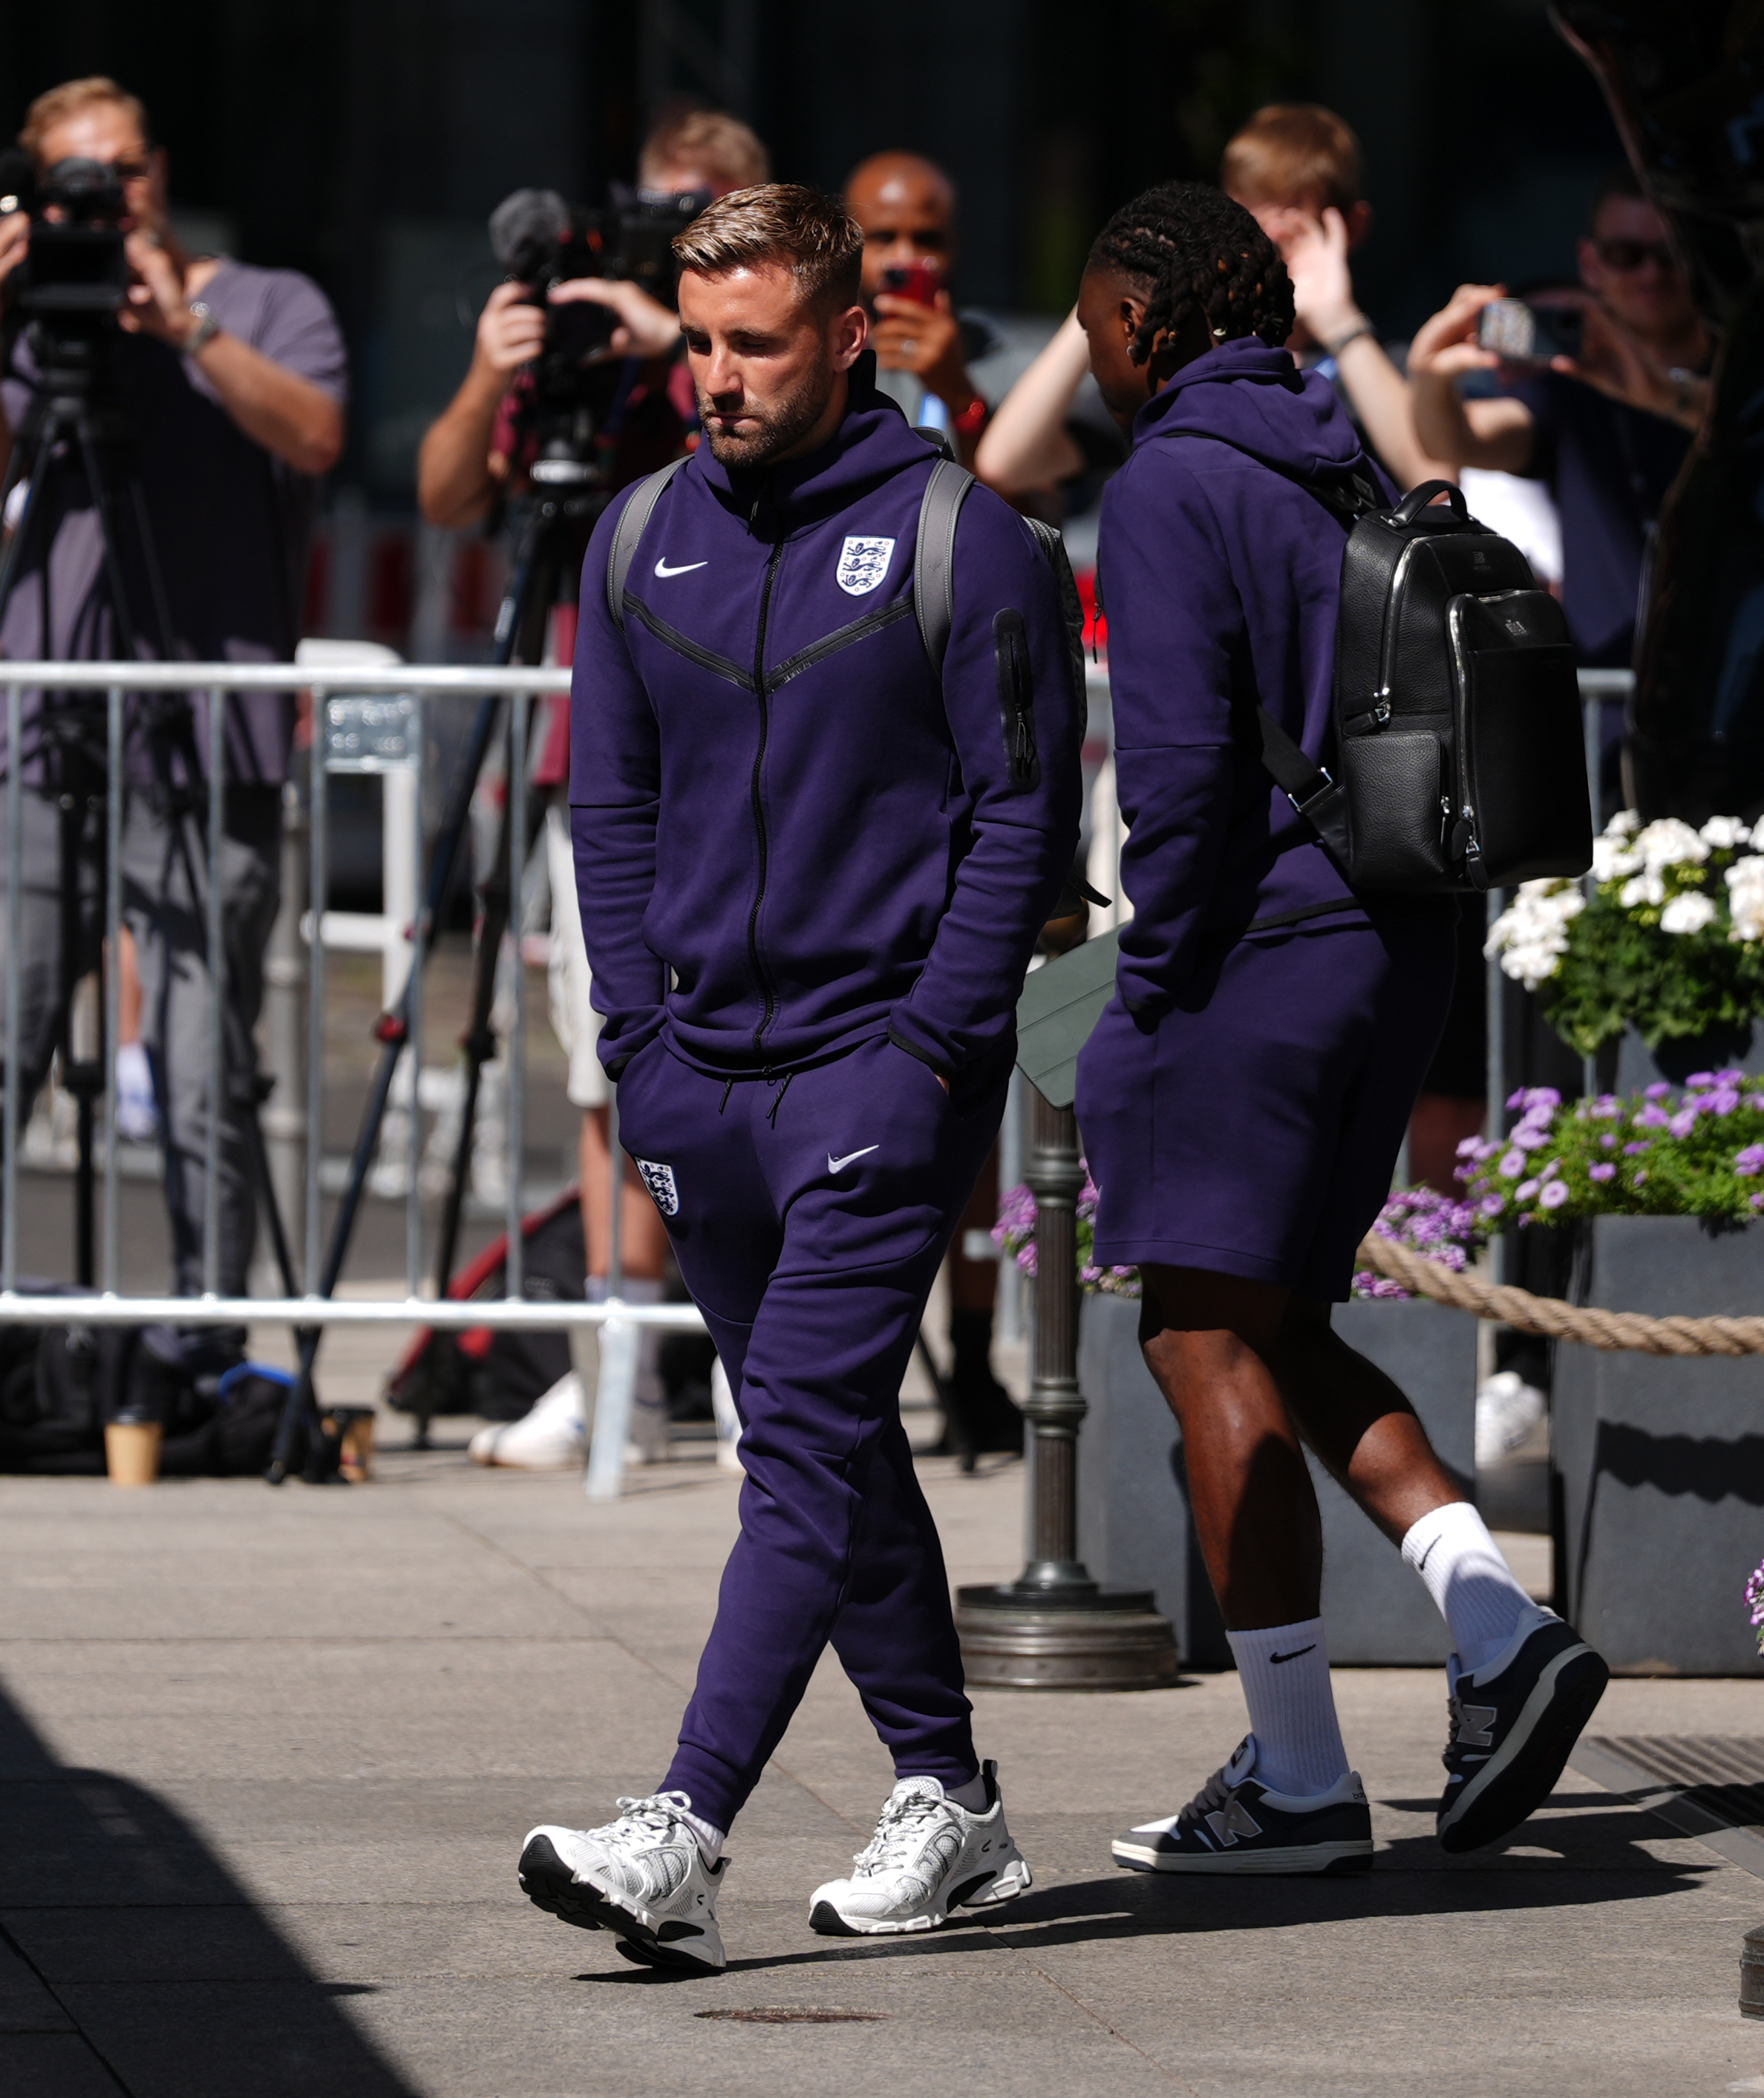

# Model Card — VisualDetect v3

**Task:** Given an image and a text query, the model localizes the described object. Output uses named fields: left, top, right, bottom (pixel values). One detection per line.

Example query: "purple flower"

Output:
left=1589, top=1163, right=1616, bottom=1183
left=1637, top=1104, right=1669, bottom=1128
left=1600, top=1133, right=1616, bottom=1148
left=1506, top=1086, right=1527, bottom=1110
left=1590, top=1096, right=1622, bottom=1120
left=1644, top=1082, right=1672, bottom=1099
left=1712, top=1089, right=1742, bottom=1115
left=1512, top=1126, right=1549, bottom=1151
left=1516, top=1179, right=1541, bottom=1202
left=1635, top=1170, right=1649, bottom=1186
left=1668, top=1109, right=1698, bottom=1138
left=1480, top=1193, right=1506, bottom=1216
left=1623, top=1141, right=1651, bottom=1154
left=1718, top=1069, right=1745, bottom=1083
left=1688, top=1071, right=1715, bottom=1086
left=1753, top=1195, right=1764, bottom=1213
left=1539, top=1180, right=1571, bottom=1209
left=1454, top=1135, right=1483, bottom=1158
left=1499, top=1149, right=1526, bottom=1177
left=1737, top=1146, right=1764, bottom=1177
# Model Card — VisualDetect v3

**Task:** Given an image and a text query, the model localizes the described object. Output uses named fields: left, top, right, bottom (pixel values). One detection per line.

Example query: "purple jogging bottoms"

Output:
left=610, top=1030, right=1005, bottom=1834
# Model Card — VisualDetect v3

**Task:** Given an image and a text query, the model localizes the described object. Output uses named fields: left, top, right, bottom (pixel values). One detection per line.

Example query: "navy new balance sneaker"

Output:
left=1112, top=1736, right=1373, bottom=1875
left=1437, top=1613, right=1609, bottom=1854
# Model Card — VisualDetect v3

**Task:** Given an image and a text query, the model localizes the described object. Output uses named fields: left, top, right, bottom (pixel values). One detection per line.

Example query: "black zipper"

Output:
left=747, top=531, right=785, bottom=1054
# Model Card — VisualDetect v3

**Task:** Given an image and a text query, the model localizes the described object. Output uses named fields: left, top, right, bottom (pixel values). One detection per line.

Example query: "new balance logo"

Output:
left=654, top=557, right=707, bottom=578
left=1204, top=1797, right=1263, bottom=1848
left=1453, top=1701, right=1497, bottom=1750
left=827, top=1146, right=879, bottom=1174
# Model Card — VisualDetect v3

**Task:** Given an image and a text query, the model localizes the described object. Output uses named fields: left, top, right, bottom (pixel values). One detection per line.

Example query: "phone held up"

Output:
left=1477, top=296, right=1584, bottom=366
left=880, top=260, right=942, bottom=308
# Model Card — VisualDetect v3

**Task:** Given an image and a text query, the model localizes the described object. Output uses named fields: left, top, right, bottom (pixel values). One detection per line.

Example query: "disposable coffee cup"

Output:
left=105, top=1419, right=163, bottom=1486
left=339, top=1411, right=374, bottom=1484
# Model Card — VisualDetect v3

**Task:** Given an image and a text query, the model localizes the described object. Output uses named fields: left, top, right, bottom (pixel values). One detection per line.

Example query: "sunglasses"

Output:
left=1593, top=236, right=1677, bottom=273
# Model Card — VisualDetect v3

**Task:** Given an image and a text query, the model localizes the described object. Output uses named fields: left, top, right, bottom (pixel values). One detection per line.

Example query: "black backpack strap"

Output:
left=1256, top=703, right=1353, bottom=866
left=606, top=455, right=690, bottom=627
left=913, top=457, right=976, bottom=678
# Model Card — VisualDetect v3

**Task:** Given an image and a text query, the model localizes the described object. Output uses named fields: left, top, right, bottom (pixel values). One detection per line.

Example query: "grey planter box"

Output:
left=1076, top=1291, right=1477, bottom=1669
left=1552, top=1216, right=1764, bottom=1676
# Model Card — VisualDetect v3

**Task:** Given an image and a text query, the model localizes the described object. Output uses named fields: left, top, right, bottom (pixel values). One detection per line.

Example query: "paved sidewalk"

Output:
left=1, top=1447, right=1762, bottom=2097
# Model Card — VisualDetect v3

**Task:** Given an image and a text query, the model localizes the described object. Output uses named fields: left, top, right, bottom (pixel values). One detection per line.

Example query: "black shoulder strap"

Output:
left=913, top=456, right=976, bottom=677
left=1165, top=427, right=1385, bottom=526
left=607, top=455, right=690, bottom=627
left=1255, top=703, right=1353, bottom=865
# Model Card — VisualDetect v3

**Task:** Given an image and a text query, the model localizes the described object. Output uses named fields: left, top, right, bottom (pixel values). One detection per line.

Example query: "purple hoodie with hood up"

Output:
left=569, top=362, right=1082, bottom=1085
left=1101, top=336, right=1422, bottom=1019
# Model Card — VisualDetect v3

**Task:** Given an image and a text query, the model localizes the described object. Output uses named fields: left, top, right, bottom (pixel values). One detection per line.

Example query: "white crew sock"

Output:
left=1225, top=1617, right=1350, bottom=1797
left=677, top=1805, right=724, bottom=1863
left=1401, top=1500, right=1545, bottom=1676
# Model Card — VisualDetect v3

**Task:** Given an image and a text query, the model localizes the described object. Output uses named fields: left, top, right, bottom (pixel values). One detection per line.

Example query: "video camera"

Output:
left=0, top=151, right=132, bottom=394
left=489, top=185, right=710, bottom=347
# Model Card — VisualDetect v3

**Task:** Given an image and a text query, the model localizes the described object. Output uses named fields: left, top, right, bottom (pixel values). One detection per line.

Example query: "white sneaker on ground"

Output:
left=518, top=1791, right=727, bottom=1971
left=808, top=1759, right=1033, bottom=1936
left=468, top=1372, right=585, bottom=1470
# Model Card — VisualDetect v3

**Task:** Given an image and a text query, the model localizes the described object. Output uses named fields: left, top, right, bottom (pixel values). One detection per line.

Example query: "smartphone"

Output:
left=880, top=260, right=942, bottom=307
left=1478, top=296, right=1584, bottom=365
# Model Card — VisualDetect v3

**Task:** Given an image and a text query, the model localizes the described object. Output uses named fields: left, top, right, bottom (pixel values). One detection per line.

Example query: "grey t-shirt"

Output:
left=0, top=258, right=347, bottom=784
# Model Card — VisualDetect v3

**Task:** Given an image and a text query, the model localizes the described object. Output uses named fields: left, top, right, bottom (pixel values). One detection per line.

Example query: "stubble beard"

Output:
left=699, top=363, right=835, bottom=469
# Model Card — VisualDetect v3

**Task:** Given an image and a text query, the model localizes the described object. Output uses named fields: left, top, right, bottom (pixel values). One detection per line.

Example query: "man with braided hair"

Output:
left=1071, top=182, right=1608, bottom=1875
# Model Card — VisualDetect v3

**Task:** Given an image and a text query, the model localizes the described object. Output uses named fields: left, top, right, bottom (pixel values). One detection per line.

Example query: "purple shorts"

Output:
left=1076, top=912, right=1455, bottom=1300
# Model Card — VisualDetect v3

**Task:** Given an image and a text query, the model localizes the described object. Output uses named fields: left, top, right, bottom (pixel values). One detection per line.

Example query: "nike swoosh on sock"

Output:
left=1270, top=1646, right=1316, bottom=1664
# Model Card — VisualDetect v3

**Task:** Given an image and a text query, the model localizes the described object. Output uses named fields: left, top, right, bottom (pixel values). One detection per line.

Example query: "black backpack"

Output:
left=604, top=449, right=1089, bottom=758
left=1244, top=471, right=1592, bottom=895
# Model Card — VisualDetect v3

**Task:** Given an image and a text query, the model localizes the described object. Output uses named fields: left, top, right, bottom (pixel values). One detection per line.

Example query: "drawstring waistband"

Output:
left=765, top=1069, right=794, bottom=1126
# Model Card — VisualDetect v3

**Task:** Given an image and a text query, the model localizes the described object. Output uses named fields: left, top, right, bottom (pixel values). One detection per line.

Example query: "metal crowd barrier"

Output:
left=0, top=661, right=705, bottom=1496
left=0, top=659, right=1638, bottom=1485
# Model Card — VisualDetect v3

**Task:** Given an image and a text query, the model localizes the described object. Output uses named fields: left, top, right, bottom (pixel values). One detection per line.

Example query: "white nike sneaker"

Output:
left=518, top=1791, right=728, bottom=1971
left=808, top=1759, right=1033, bottom=1936
left=468, top=1372, right=585, bottom=1470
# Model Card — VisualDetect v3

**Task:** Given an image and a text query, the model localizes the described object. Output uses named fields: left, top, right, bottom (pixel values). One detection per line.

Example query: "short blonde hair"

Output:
left=639, top=109, right=769, bottom=195
left=19, top=76, right=148, bottom=162
left=673, top=183, right=863, bottom=310
left=1221, top=104, right=1364, bottom=217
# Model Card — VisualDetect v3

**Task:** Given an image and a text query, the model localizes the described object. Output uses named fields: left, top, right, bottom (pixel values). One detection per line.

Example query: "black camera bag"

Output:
left=1220, top=464, right=1592, bottom=894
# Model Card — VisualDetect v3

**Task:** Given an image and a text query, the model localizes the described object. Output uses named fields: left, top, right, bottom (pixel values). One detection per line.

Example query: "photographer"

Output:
left=0, top=75, right=345, bottom=1305
left=416, top=110, right=766, bottom=532
left=845, top=153, right=994, bottom=465
left=417, top=111, right=767, bottom=1463
left=1408, top=169, right=1708, bottom=682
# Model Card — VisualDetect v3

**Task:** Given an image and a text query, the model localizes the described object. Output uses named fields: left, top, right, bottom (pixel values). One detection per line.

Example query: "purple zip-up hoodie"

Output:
left=570, top=366, right=1082, bottom=1083
left=1102, top=338, right=1393, bottom=1018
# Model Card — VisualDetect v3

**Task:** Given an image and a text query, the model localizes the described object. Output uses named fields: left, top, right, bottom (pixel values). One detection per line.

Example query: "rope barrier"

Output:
left=1354, top=1233, right=1764, bottom=1358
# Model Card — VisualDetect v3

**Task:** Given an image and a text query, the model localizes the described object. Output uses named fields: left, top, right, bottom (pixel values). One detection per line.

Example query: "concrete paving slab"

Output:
left=1, top=1457, right=1762, bottom=2094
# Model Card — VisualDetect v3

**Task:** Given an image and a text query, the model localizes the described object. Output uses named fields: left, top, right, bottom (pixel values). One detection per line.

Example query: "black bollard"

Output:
left=954, top=1087, right=1179, bottom=1689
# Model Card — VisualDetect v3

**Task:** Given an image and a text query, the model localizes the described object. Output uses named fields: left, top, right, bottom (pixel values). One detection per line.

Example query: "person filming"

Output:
left=517, top=183, right=1081, bottom=1968
left=1070, top=183, right=1608, bottom=1877
left=0, top=75, right=344, bottom=1312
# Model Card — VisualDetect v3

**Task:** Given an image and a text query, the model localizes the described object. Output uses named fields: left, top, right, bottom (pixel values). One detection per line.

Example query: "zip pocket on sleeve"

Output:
left=993, top=609, right=1039, bottom=789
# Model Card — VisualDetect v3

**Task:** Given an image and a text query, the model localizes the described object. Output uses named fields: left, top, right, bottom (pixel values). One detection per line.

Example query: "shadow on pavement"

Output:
left=0, top=1678, right=418, bottom=2097
left=573, top=1792, right=1708, bottom=1987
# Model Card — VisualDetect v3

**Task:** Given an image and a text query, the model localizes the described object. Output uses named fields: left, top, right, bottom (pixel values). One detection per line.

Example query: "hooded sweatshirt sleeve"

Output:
left=569, top=483, right=669, bottom=1076
left=1102, top=445, right=1245, bottom=1015
left=886, top=493, right=1083, bottom=1076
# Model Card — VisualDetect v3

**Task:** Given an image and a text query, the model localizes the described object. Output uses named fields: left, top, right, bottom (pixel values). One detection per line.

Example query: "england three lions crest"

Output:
left=836, top=535, right=895, bottom=596
left=636, top=1159, right=679, bottom=1217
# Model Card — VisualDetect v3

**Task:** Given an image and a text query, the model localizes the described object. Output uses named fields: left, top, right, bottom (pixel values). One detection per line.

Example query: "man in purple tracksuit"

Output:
left=517, top=185, right=1081, bottom=1970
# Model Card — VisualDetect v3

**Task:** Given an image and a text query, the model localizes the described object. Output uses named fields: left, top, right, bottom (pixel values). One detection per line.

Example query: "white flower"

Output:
left=1485, top=878, right=1583, bottom=989
left=1619, top=872, right=1666, bottom=909
left=1634, top=817, right=1710, bottom=872
left=1701, top=814, right=1752, bottom=851
left=1659, top=892, right=1718, bottom=935
left=1592, top=834, right=1643, bottom=883
left=1728, top=857, right=1764, bottom=941
left=1604, top=809, right=1641, bottom=838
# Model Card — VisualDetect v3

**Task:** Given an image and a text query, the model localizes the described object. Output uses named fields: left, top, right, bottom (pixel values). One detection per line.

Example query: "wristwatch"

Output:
left=183, top=302, right=221, bottom=356
left=1323, top=318, right=1376, bottom=359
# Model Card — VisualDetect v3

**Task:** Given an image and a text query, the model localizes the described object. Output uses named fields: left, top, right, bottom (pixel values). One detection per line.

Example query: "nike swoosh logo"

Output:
left=827, top=1146, right=879, bottom=1174
left=1270, top=1645, right=1316, bottom=1664
left=653, top=558, right=707, bottom=578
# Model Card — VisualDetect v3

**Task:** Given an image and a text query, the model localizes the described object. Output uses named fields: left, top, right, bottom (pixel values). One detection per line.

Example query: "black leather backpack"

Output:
left=1248, top=471, right=1593, bottom=894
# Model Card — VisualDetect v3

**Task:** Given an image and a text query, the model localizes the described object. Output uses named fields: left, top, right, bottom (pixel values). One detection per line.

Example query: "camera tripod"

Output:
left=265, top=462, right=607, bottom=1479
left=0, top=335, right=300, bottom=1308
